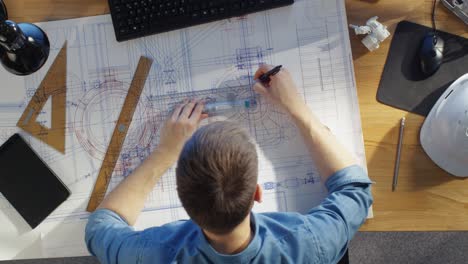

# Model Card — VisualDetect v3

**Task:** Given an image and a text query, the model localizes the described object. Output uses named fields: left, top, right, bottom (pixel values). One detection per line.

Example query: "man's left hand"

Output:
left=158, top=99, right=207, bottom=161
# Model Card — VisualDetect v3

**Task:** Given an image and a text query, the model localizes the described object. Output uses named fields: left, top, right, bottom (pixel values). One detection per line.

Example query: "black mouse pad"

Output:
left=377, top=20, right=468, bottom=116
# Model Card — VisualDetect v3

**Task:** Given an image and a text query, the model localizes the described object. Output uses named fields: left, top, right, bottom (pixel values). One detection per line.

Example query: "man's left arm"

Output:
left=85, top=100, right=206, bottom=261
left=85, top=209, right=144, bottom=264
left=95, top=99, right=205, bottom=225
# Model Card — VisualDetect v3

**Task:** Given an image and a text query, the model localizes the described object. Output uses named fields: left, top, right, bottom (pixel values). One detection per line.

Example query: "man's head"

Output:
left=176, top=121, right=259, bottom=234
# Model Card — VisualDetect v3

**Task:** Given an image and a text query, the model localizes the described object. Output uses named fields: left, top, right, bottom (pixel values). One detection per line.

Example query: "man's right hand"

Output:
left=253, top=64, right=307, bottom=118
left=253, top=65, right=357, bottom=180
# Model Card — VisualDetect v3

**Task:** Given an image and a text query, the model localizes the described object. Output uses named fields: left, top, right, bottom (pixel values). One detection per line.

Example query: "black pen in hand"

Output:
left=258, top=65, right=282, bottom=84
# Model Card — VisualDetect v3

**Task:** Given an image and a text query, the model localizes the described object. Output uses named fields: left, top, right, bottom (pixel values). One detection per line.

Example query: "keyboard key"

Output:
left=119, top=28, right=129, bottom=35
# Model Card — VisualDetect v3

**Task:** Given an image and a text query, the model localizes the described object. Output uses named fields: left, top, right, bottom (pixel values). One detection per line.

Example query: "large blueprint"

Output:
left=0, top=0, right=368, bottom=259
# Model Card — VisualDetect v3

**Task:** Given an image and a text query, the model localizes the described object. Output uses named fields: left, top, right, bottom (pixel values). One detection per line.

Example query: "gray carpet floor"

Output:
left=2, top=232, right=467, bottom=263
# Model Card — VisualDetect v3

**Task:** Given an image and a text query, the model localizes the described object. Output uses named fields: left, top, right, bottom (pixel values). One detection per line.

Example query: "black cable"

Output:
left=0, top=0, right=8, bottom=21
left=432, top=0, right=437, bottom=36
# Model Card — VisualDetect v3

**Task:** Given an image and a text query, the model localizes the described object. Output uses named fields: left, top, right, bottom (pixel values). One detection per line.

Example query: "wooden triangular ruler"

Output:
left=17, top=43, right=67, bottom=154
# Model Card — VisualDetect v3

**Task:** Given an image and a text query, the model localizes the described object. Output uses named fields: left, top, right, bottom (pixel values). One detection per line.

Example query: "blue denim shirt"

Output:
left=85, top=165, right=373, bottom=264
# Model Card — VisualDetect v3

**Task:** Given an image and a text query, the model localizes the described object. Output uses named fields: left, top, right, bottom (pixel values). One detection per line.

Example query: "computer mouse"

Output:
left=418, top=32, right=444, bottom=77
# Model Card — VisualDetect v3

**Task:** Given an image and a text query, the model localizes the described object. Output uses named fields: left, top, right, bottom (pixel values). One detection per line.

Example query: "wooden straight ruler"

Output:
left=86, top=57, right=153, bottom=212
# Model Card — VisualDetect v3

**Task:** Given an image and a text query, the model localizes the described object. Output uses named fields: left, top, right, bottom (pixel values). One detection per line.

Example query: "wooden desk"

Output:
left=4, top=0, right=468, bottom=231
left=345, top=0, right=468, bottom=231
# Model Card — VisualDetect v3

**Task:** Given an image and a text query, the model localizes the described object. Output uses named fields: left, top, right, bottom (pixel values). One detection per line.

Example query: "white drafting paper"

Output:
left=0, top=202, right=44, bottom=260
left=0, top=0, right=369, bottom=259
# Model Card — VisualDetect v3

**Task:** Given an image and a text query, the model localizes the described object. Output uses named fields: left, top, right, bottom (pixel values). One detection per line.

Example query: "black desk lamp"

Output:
left=0, top=0, right=50, bottom=75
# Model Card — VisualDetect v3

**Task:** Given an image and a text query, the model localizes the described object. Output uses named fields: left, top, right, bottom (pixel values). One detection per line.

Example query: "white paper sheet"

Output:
left=0, top=0, right=369, bottom=259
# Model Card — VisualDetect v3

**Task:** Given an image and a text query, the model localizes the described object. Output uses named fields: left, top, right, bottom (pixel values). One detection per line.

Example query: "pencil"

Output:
left=392, top=117, right=405, bottom=192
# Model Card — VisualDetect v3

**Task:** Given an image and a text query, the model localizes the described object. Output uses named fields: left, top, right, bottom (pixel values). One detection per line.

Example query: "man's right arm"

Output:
left=254, top=65, right=373, bottom=263
left=253, top=65, right=356, bottom=181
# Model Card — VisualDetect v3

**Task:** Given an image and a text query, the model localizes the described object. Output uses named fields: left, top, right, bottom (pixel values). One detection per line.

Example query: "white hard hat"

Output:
left=420, top=74, right=468, bottom=177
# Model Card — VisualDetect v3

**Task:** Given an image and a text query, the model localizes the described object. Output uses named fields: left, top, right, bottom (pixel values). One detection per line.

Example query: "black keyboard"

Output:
left=109, top=0, right=294, bottom=42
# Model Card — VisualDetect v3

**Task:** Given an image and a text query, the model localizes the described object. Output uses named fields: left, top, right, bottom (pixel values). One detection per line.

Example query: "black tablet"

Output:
left=0, top=134, right=70, bottom=229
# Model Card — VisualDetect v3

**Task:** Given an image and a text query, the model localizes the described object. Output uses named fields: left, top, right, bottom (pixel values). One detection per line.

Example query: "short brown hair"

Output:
left=176, top=121, right=258, bottom=234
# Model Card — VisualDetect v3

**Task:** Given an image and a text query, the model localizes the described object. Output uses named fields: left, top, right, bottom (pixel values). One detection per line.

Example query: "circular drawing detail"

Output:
left=73, top=80, right=160, bottom=169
